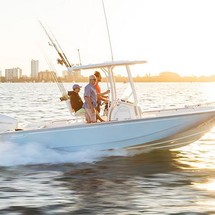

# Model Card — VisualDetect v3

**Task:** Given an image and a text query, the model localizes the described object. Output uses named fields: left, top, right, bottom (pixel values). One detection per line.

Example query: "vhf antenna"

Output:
left=102, top=0, right=114, bottom=61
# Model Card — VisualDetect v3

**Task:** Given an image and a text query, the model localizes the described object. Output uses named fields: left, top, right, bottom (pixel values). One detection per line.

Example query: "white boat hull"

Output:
left=0, top=114, right=18, bottom=132
left=1, top=108, right=215, bottom=152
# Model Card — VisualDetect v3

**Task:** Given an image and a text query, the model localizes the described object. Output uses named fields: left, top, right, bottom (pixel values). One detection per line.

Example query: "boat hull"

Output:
left=127, top=117, right=215, bottom=151
left=1, top=109, right=215, bottom=152
left=0, top=114, right=17, bottom=132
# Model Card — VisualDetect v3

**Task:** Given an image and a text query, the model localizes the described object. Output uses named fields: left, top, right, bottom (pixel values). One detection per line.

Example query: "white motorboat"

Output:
left=1, top=60, right=215, bottom=152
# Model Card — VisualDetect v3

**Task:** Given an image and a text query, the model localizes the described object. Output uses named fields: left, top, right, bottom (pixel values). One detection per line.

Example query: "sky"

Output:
left=1, top=0, right=215, bottom=77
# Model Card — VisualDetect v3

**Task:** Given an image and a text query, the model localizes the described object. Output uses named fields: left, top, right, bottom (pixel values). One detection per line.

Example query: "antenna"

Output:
left=77, top=49, right=82, bottom=65
left=102, top=0, right=114, bottom=61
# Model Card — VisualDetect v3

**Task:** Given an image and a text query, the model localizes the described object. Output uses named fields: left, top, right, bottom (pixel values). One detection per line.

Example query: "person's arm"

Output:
left=97, top=89, right=110, bottom=97
left=97, top=90, right=110, bottom=102
left=97, top=95, right=108, bottom=103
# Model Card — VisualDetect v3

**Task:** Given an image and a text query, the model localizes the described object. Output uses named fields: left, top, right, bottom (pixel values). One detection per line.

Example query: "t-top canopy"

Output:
left=69, top=60, right=147, bottom=71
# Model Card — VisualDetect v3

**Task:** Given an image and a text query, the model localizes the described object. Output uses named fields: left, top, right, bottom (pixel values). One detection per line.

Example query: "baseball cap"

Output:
left=72, top=84, right=82, bottom=90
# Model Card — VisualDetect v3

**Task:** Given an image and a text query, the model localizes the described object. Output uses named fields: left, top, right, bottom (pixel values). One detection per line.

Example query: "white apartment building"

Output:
left=31, top=59, right=39, bottom=78
left=5, top=68, right=22, bottom=81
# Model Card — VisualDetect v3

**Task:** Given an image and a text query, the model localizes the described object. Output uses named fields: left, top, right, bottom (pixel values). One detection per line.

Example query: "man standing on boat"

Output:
left=83, top=75, right=97, bottom=123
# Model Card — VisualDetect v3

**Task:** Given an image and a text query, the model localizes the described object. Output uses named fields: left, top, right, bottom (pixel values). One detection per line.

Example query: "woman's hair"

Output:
left=94, top=71, right=101, bottom=78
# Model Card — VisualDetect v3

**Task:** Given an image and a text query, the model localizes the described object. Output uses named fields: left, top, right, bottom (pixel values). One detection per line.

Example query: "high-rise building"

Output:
left=5, top=68, right=22, bottom=81
left=31, top=59, right=39, bottom=79
left=38, top=70, right=56, bottom=82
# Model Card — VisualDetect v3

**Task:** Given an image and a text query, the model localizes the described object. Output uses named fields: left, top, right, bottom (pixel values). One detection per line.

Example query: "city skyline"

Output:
left=0, top=58, right=83, bottom=81
left=2, top=62, right=215, bottom=83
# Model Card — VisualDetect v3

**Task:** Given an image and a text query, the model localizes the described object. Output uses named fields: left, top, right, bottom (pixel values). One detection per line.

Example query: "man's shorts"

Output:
left=84, top=108, right=96, bottom=123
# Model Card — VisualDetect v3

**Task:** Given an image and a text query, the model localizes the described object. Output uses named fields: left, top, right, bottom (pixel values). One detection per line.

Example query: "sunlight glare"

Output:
left=194, top=179, right=215, bottom=191
left=199, top=84, right=215, bottom=103
left=175, top=128, right=215, bottom=170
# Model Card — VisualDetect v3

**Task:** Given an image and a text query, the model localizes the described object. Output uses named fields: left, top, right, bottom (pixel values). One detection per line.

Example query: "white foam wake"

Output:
left=0, top=141, right=130, bottom=167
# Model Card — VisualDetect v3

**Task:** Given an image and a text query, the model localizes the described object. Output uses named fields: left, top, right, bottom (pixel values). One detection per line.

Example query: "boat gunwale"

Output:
left=2, top=107, right=215, bottom=135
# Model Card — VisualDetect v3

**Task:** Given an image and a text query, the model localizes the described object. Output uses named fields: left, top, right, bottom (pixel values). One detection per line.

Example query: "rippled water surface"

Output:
left=1, top=82, right=215, bottom=214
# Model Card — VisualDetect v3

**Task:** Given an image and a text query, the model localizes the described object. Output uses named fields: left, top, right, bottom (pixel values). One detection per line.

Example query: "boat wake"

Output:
left=0, top=141, right=132, bottom=167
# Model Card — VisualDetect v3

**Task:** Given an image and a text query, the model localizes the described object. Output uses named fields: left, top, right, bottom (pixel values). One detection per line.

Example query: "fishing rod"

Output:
left=39, top=21, right=74, bottom=114
left=43, top=53, right=73, bottom=114
left=49, top=27, right=73, bottom=68
left=39, top=21, right=72, bottom=68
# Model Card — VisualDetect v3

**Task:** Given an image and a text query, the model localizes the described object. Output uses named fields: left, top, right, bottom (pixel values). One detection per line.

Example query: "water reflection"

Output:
left=51, top=151, right=196, bottom=214
left=1, top=146, right=215, bottom=214
left=175, top=127, right=215, bottom=170
left=173, top=129, right=215, bottom=213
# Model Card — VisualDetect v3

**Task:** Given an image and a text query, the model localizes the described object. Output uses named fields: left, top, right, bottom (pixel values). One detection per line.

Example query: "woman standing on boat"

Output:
left=94, top=71, right=110, bottom=119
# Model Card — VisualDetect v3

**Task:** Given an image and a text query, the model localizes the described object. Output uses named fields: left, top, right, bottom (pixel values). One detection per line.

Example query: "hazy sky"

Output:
left=1, top=0, right=215, bottom=77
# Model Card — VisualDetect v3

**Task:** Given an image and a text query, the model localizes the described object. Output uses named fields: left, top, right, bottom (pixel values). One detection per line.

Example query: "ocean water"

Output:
left=1, top=82, right=215, bottom=214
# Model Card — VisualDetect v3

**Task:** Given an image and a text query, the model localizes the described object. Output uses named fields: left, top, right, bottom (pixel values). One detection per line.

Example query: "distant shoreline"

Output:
left=1, top=71, right=215, bottom=83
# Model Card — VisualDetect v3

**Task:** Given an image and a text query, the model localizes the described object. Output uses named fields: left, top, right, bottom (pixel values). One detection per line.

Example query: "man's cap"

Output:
left=89, top=75, right=96, bottom=80
left=72, top=84, right=82, bottom=90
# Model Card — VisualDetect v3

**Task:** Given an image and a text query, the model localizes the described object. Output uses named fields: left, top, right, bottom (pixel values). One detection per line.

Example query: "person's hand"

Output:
left=60, top=95, right=68, bottom=101
left=106, top=90, right=110, bottom=94
left=91, top=108, right=95, bottom=113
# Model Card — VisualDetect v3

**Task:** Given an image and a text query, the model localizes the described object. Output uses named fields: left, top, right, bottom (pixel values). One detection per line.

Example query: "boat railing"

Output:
left=141, top=102, right=215, bottom=117
left=184, top=101, right=215, bottom=108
